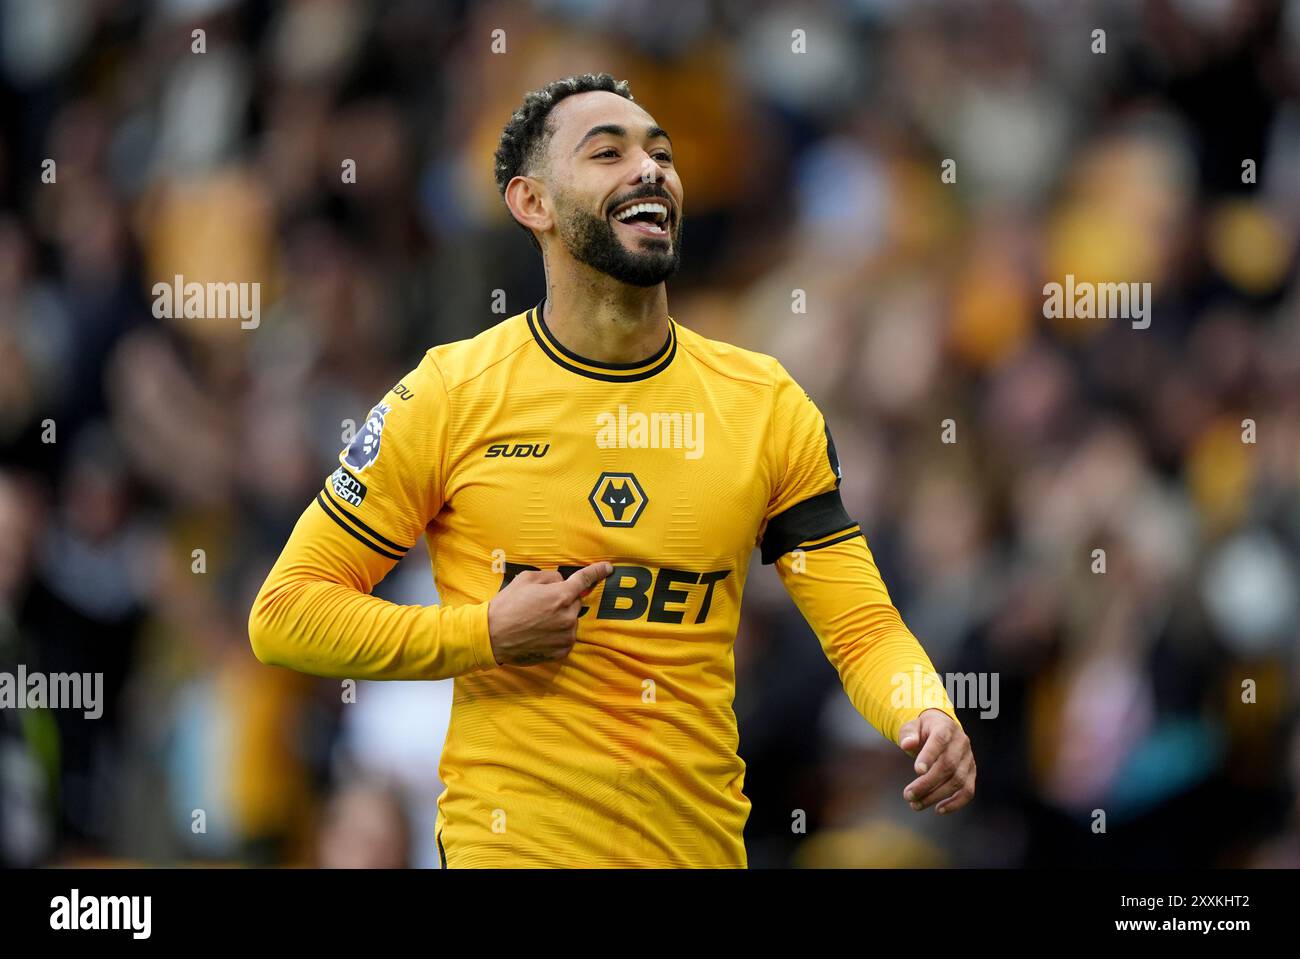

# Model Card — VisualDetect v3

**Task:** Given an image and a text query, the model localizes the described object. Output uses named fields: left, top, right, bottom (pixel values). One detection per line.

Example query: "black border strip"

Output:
left=526, top=301, right=676, bottom=382
left=760, top=488, right=856, bottom=564
left=322, top=485, right=408, bottom=552
left=315, top=494, right=407, bottom=560
left=6, top=865, right=1290, bottom=942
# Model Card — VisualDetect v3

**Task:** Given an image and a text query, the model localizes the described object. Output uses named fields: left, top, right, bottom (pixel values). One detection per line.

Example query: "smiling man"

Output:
left=248, top=72, right=975, bottom=867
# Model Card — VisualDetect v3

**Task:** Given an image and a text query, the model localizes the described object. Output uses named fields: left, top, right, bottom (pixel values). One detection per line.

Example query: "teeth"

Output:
left=613, top=202, right=669, bottom=224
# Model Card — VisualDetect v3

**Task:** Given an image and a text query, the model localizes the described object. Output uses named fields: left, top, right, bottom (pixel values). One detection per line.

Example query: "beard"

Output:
left=555, top=195, right=683, bottom=287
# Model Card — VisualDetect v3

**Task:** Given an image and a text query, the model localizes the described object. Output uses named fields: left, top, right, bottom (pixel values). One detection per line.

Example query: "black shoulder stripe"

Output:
left=322, top=486, right=408, bottom=552
left=315, top=494, right=407, bottom=561
left=760, top=488, right=855, bottom=564
left=825, top=422, right=842, bottom=487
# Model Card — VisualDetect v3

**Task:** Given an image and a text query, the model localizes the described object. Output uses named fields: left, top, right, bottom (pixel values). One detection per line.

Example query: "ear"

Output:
left=505, top=175, right=553, bottom=238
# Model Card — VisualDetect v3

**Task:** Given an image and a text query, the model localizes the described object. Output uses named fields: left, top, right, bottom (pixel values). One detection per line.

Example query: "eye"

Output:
left=653, top=151, right=672, bottom=162
left=593, top=148, right=618, bottom=159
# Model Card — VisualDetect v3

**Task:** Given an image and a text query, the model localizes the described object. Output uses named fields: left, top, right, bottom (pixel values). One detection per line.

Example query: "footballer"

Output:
left=248, top=73, right=976, bottom=867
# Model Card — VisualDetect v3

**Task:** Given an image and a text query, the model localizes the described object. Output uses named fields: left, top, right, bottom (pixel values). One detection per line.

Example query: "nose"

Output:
left=634, top=154, right=663, bottom=185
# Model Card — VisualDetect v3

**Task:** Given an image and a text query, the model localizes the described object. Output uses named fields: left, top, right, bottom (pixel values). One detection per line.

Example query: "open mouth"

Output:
left=610, top=199, right=672, bottom=238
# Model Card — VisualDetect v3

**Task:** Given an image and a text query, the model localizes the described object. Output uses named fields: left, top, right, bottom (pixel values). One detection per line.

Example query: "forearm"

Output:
left=248, top=501, right=497, bottom=679
left=776, top=533, right=960, bottom=744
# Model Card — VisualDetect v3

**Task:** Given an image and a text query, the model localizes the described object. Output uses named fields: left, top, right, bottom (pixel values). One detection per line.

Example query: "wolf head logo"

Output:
left=601, top=480, right=634, bottom=521
left=589, top=472, right=647, bottom=527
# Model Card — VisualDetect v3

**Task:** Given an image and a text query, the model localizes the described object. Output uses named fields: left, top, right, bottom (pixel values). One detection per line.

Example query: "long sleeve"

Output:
left=775, top=533, right=960, bottom=745
left=248, top=499, right=498, bottom=679
left=758, top=358, right=958, bottom=744
left=248, top=354, right=498, bottom=680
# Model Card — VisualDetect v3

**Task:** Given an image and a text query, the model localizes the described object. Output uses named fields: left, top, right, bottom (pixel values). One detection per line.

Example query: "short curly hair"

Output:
left=493, top=72, right=636, bottom=252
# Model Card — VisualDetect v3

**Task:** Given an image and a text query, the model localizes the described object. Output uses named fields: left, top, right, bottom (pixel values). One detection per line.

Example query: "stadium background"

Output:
left=1, top=0, right=1298, bottom=868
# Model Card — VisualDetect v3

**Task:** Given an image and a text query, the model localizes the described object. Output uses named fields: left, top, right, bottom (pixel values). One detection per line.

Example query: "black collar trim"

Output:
left=526, top=297, right=676, bottom=382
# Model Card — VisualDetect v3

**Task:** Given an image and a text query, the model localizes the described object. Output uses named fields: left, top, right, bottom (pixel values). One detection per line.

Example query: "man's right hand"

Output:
left=486, top=562, right=613, bottom=666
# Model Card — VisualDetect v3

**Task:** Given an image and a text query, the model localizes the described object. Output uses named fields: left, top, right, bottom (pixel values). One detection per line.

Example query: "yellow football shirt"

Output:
left=249, top=300, right=960, bottom=867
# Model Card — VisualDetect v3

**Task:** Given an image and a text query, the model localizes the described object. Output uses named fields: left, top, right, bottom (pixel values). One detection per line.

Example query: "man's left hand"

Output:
left=897, top=708, right=976, bottom=815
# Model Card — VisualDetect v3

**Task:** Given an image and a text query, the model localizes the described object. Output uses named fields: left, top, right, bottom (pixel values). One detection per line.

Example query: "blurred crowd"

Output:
left=1, top=0, right=1298, bottom=868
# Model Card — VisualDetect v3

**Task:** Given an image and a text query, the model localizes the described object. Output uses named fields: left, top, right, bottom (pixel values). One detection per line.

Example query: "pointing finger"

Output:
left=562, top=562, right=614, bottom=599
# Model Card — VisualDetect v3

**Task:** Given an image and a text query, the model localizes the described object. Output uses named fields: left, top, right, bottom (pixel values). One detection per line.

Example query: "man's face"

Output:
left=544, top=91, right=684, bottom=287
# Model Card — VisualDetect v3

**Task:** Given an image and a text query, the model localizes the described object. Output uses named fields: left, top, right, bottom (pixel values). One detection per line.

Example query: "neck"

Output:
left=540, top=262, right=670, bottom=364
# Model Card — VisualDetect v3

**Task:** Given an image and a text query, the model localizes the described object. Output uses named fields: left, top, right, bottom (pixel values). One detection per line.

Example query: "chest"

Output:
left=440, top=394, right=773, bottom=566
